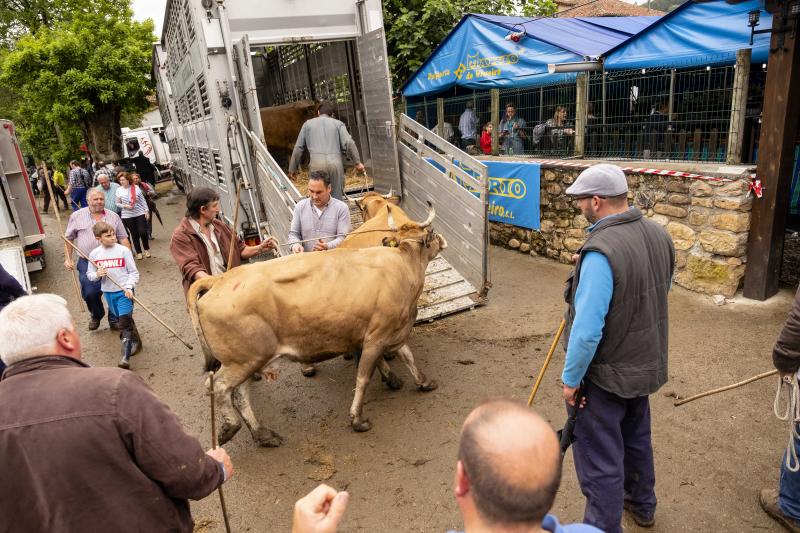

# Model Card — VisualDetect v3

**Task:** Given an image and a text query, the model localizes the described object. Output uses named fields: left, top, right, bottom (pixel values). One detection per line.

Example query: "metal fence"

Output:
left=407, top=63, right=764, bottom=163
left=586, top=66, right=735, bottom=162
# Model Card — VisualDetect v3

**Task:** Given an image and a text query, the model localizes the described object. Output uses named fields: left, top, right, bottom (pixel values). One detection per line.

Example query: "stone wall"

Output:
left=490, top=167, right=752, bottom=297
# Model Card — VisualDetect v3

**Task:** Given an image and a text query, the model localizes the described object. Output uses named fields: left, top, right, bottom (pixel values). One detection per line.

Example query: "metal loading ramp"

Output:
left=346, top=195, right=485, bottom=323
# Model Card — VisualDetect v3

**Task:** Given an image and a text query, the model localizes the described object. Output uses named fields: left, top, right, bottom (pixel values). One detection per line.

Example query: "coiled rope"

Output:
left=775, top=372, right=800, bottom=472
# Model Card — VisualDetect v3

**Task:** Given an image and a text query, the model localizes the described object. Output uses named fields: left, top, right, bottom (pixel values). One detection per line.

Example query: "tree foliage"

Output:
left=646, top=0, right=682, bottom=13
left=0, top=1, right=154, bottom=163
left=385, top=0, right=529, bottom=91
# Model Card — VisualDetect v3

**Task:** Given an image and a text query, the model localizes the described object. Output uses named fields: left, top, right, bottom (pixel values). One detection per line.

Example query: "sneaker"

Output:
left=136, top=253, right=143, bottom=260
left=109, top=321, right=120, bottom=331
left=144, top=250, right=151, bottom=258
left=88, top=317, right=101, bottom=331
left=118, top=358, right=130, bottom=369
left=760, top=489, right=800, bottom=532
left=623, top=500, right=655, bottom=528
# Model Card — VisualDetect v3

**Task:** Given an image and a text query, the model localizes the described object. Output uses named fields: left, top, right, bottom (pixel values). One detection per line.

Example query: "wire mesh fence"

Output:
left=586, top=66, right=736, bottom=162
left=406, top=63, right=764, bottom=163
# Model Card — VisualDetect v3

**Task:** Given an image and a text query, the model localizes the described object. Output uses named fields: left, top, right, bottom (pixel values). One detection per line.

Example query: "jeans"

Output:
left=572, top=379, right=657, bottom=533
left=780, top=427, right=800, bottom=521
left=70, top=187, right=88, bottom=211
left=76, top=258, right=117, bottom=324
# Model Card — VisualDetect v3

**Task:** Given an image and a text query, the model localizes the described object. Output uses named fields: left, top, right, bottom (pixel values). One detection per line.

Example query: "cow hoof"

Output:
left=301, top=365, right=317, bottom=377
left=255, top=428, right=284, bottom=448
left=352, top=419, right=372, bottom=432
left=251, top=372, right=263, bottom=382
left=218, top=422, right=242, bottom=445
left=342, top=352, right=354, bottom=360
left=384, top=352, right=396, bottom=361
left=382, top=372, right=404, bottom=390
left=418, top=380, right=438, bottom=392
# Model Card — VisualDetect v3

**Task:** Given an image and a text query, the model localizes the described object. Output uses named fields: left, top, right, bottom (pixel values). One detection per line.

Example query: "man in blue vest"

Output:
left=560, top=164, right=675, bottom=533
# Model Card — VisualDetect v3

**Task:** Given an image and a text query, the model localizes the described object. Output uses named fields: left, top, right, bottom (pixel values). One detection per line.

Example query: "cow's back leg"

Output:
left=232, top=379, right=283, bottom=447
left=350, top=344, right=383, bottom=432
left=377, top=358, right=403, bottom=390
left=211, top=367, right=243, bottom=446
left=395, top=344, right=438, bottom=391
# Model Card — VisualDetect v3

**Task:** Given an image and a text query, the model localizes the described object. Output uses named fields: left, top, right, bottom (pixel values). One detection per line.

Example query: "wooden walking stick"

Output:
left=208, top=371, right=233, bottom=533
left=527, top=318, right=567, bottom=406
left=60, top=236, right=194, bottom=350
left=226, top=176, right=244, bottom=270
left=41, top=163, right=85, bottom=312
left=674, top=369, right=779, bottom=407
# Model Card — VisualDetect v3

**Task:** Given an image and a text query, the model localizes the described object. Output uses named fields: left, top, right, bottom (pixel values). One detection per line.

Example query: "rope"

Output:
left=273, top=226, right=400, bottom=249
left=774, top=371, right=800, bottom=472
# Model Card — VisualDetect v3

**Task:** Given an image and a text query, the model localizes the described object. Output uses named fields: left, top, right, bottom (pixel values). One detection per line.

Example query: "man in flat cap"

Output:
left=559, top=164, right=674, bottom=533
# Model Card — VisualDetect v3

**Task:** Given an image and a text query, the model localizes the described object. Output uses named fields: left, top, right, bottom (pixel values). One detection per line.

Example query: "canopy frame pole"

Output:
left=491, top=88, right=500, bottom=155
left=602, top=70, right=607, bottom=126
left=575, top=72, right=588, bottom=157
left=436, top=97, right=445, bottom=138
left=668, top=69, right=676, bottom=122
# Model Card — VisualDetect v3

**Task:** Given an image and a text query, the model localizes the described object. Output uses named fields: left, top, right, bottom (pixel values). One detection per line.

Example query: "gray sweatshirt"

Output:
left=86, top=243, right=139, bottom=292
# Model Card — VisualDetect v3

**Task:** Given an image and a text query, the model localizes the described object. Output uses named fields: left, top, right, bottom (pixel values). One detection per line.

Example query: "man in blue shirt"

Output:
left=560, top=164, right=674, bottom=533
left=449, top=399, right=601, bottom=533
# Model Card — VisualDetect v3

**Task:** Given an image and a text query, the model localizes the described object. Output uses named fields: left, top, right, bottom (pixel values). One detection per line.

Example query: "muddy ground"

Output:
left=30, top=188, right=798, bottom=532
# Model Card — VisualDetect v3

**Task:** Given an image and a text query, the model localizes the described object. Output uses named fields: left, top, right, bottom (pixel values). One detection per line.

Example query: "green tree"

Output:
left=384, top=0, right=518, bottom=90
left=521, top=0, right=558, bottom=17
left=0, top=4, right=154, bottom=162
left=646, top=0, right=682, bottom=13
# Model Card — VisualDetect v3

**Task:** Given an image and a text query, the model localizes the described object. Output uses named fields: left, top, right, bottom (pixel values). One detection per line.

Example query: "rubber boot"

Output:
left=129, top=316, right=142, bottom=356
left=118, top=315, right=133, bottom=369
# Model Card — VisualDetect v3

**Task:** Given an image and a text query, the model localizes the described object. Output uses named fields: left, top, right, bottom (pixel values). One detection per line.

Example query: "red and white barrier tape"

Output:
left=528, top=159, right=751, bottom=183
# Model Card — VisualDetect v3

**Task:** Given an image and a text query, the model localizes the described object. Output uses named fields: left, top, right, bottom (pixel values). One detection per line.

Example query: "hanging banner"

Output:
left=426, top=159, right=540, bottom=230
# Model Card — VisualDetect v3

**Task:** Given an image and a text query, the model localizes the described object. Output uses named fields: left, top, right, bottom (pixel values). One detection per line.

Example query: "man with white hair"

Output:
left=0, top=294, right=233, bottom=532
left=64, top=189, right=130, bottom=330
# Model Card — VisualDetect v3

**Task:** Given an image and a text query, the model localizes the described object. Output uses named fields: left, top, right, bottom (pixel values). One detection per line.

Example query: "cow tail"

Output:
left=187, top=276, right=221, bottom=373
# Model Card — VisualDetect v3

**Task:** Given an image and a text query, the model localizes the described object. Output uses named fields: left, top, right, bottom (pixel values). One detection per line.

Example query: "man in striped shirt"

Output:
left=64, top=189, right=131, bottom=331
left=288, top=171, right=351, bottom=254
left=287, top=170, right=352, bottom=377
left=65, top=160, right=91, bottom=211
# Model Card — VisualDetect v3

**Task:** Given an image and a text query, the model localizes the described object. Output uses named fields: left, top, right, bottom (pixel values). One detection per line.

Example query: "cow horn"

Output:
left=418, top=201, right=436, bottom=228
left=387, top=205, right=397, bottom=231
left=382, top=187, right=394, bottom=199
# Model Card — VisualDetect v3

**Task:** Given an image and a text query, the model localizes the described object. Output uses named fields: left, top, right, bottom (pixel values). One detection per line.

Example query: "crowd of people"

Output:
left=4, top=158, right=800, bottom=532
left=416, top=101, right=578, bottom=156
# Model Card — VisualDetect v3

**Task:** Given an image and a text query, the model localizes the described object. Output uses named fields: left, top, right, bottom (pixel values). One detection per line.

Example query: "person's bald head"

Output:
left=458, top=399, right=561, bottom=527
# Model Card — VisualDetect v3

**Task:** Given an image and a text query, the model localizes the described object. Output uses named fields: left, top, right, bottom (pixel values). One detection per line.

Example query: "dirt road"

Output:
left=30, top=188, right=794, bottom=532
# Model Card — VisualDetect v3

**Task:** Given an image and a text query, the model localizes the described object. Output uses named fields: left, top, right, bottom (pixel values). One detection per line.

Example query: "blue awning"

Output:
left=603, top=0, right=772, bottom=70
left=401, top=14, right=660, bottom=98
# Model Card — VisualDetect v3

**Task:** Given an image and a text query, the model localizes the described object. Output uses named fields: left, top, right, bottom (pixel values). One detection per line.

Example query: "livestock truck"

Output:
left=121, top=125, right=173, bottom=181
left=0, top=120, right=45, bottom=293
left=155, top=0, right=490, bottom=320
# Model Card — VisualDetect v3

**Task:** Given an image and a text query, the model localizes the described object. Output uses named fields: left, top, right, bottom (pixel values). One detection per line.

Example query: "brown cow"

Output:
left=188, top=211, right=445, bottom=446
left=260, top=100, right=316, bottom=152
left=339, top=191, right=433, bottom=250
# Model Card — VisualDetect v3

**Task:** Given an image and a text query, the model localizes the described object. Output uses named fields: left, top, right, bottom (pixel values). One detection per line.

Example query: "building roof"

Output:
left=555, top=0, right=664, bottom=17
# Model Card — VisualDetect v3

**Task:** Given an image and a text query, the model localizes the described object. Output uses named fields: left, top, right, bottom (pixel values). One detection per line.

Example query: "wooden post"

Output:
left=490, top=89, right=500, bottom=155
left=726, top=49, right=752, bottom=164
left=574, top=73, right=588, bottom=157
left=402, top=96, right=408, bottom=116
left=436, top=97, right=445, bottom=138
left=743, top=5, right=800, bottom=300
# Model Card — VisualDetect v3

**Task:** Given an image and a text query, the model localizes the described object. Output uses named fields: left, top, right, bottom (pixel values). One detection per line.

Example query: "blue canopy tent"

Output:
left=401, top=14, right=660, bottom=98
left=603, top=0, right=772, bottom=69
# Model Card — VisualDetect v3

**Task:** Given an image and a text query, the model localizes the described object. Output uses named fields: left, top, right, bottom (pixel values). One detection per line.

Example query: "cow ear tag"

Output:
left=382, top=237, right=398, bottom=247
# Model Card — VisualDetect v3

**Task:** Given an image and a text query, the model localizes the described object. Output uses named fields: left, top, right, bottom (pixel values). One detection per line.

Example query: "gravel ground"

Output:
left=28, top=187, right=797, bottom=532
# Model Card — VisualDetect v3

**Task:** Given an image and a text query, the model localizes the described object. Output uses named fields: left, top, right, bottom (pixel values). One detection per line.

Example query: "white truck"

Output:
left=121, top=125, right=172, bottom=181
left=0, top=119, right=45, bottom=293
left=154, top=0, right=491, bottom=320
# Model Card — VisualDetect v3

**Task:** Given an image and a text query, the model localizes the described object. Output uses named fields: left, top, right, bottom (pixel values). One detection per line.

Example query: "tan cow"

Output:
left=339, top=192, right=432, bottom=250
left=188, top=215, right=446, bottom=446
left=260, top=100, right=317, bottom=153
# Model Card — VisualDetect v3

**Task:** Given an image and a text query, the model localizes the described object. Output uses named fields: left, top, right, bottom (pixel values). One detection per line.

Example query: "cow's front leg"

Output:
left=232, top=379, right=283, bottom=447
left=350, top=345, right=382, bottom=432
left=209, top=368, right=242, bottom=445
left=377, top=358, right=403, bottom=390
left=395, top=344, right=438, bottom=391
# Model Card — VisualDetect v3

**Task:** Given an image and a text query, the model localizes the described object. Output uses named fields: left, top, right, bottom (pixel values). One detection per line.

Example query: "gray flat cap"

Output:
left=565, top=164, right=628, bottom=197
